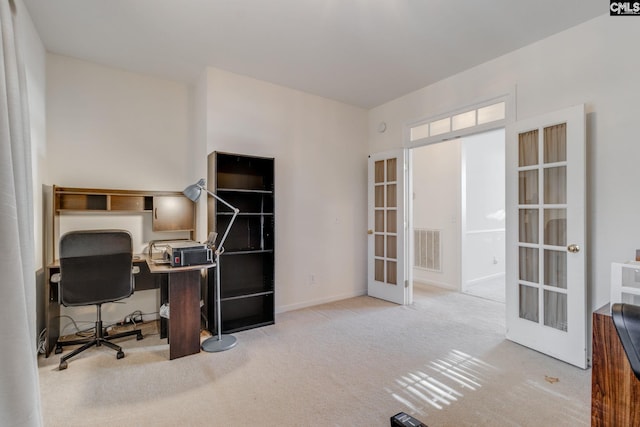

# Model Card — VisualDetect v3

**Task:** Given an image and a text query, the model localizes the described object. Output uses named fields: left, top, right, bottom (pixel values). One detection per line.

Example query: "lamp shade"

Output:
left=183, top=178, right=206, bottom=202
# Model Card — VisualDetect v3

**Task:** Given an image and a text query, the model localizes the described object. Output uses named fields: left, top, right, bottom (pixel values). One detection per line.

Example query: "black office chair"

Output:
left=53, top=229, right=143, bottom=370
left=612, top=303, right=640, bottom=380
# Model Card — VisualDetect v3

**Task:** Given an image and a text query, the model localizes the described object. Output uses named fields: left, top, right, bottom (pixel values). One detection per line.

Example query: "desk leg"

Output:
left=168, top=270, right=201, bottom=360
left=45, top=267, right=60, bottom=357
left=160, top=274, right=168, bottom=339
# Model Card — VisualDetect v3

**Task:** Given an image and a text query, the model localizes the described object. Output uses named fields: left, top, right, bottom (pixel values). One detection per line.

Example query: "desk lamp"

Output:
left=183, top=178, right=239, bottom=352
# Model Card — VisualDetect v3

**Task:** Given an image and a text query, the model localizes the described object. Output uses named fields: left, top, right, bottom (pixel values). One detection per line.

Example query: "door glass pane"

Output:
left=544, top=290, right=567, bottom=331
left=375, top=185, right=384, bottom=208
left=519, top=284, right=539, bottom=323
left=375, top=210, right=384, bottom=232
left=387, top=184, right=397, bottom=208
left=387, top=261, right=397, bottom=285
left=544, top=209, right=566, bottom=246
left=452, top=110, right=476, bottom=131
left=371, top=154, right=403, bottom=288
left=519, top=209, right=539, bottom=244
left=544, top=123, right=566, bottom=163
left=544, top=166, right=566, bottom=204
left=477, top=102, right=506, bottom=124
left=519, top=130, right=538, bottom=167
left=410, top=123, right=429, bottom=141
left=375, top=235, right=384, bottom=257
left=387, top=235, right=397, bottom=259
left=387, top=158, right=397, bottom=182
left=519, top=170, right=538, bottom=204
left=519, top=247, right=539, bottom=283
left=375, top=161, right=385, bottom=183
left=430, top=117, right=451, bottom=136
left=375, top=259, right=384, bottom=282
left=387, top=210, right=397, bottom=233
left=544, top=250, right=567, bottom=289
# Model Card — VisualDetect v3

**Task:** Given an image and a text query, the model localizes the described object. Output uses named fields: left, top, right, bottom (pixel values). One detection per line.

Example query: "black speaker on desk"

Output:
left=390, top=412, right=427, bottom=427
left=165, top=242, right=213, bottom=267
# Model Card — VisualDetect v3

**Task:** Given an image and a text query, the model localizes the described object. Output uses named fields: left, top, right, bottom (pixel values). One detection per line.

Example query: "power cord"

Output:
left=119, top=309, right=157, bottom=326
left=57, top=315, right=96, bottom=337
left=56, top=311, right=162, bottom=340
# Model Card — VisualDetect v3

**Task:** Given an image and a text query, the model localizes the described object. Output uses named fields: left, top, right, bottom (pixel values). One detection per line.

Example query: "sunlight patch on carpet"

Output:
left=386, top=349, right=496, bottom=415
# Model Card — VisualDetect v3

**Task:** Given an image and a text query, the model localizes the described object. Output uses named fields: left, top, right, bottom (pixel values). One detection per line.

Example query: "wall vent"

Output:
left=414, top=229, right=442, bottom=272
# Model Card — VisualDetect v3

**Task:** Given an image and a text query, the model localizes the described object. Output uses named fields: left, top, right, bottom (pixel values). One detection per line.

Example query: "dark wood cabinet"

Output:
left=53, top=186, right=194, bottom=233
left=592, top=304, right=640, bottom=426
left=207, top=152, right=275, bottom=333
left=152, top=195, right=194, bottom=231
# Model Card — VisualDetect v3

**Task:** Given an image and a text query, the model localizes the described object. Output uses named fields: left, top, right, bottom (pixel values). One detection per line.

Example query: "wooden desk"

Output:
left=591, top=304, right=640, bottom=426
left=45, top=255, right=214, bottom=361
left=145, top=256, right=215, bottom=360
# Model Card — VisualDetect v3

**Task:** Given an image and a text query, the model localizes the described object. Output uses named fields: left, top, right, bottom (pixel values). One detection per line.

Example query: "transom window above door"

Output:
left=407, top=97, right=509, bottom=147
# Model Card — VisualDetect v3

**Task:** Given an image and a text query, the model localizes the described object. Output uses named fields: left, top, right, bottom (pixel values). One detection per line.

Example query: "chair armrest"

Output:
left=51, top=273, right=61, bottom=283
left=132, top=266, right=140, bottom=275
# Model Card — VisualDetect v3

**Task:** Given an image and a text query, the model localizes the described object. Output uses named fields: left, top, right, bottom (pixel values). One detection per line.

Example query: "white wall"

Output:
left=462, top=129, right=505, bottom=288
left=370, top=14, right=637, bottom=311
left=46, top=55, right=196, bottom=325
left=46, top=54, right=193, bottom=191
left=412, top=141, right=460, bottom=289
left=205, top=68, right=369, bottom=312
left=44, top=60, right=369, bottom=324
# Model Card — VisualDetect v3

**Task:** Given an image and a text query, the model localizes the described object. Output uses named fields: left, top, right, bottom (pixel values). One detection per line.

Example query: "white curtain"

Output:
left=0, top=0, right=43, bottom=425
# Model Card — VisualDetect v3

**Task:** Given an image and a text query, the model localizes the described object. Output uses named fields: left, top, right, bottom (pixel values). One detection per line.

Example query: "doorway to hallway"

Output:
left=411, top=128, right=505, bottom=304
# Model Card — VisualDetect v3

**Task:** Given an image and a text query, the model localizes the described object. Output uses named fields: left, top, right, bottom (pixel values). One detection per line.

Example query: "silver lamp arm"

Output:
left=183, top=178, right=239, bottom=352
left=202, top=187, right=239, bottom=255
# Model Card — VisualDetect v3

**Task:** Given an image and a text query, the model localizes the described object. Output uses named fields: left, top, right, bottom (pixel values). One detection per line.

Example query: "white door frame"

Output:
left=404, top=93, right=514, bottom=295
left=401, top=93, right=588, bottom=368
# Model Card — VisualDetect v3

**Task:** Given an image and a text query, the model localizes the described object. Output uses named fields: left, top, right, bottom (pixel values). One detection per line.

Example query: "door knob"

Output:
left=367, top=229, right=374, bottom=235
left=567, top=244, right=580, bottom=253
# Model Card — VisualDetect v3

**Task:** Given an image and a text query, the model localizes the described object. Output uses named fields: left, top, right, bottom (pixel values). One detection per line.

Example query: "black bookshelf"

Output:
left=207, top=152, right=275, bottom=333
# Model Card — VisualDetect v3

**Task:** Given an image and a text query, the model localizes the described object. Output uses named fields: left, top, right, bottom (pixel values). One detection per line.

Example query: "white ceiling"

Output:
left=23, top=0, right=605, bottom=109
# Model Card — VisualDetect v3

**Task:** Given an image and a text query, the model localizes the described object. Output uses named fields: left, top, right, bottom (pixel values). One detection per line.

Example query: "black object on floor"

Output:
left=390, top=412, right=428, bottom=427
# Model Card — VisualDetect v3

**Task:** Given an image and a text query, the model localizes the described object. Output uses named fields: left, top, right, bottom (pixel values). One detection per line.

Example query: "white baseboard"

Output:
left=465, top=272, right=505, bottom=286
left=413, top=279, right=457, bottom=291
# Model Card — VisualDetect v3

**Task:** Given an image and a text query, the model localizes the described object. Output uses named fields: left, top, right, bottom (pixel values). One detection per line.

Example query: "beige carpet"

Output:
left=38, top=285, right=591, bottom=426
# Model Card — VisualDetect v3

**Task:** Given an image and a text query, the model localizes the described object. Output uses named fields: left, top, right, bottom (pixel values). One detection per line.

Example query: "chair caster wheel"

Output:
left=136, top=333, right=143, bottom=341
left=59, top=361, right=68, bottom=370
left=55, top=347, right=62, bottom=354
left=117, top=351, right=124, bottom=359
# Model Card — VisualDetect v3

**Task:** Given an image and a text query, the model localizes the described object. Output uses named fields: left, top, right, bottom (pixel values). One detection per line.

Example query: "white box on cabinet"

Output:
left=611, top=261, right=640, bottom=308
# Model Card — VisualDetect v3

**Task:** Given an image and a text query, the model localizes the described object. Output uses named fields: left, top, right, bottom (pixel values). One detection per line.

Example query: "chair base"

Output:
left=57, top=323, right=143, bottom=370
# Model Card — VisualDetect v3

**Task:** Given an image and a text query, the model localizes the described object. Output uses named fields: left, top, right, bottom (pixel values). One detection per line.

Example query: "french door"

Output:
left=505, top=104, right=587, bottom=369
left=367, top=149, right=409, bottom=305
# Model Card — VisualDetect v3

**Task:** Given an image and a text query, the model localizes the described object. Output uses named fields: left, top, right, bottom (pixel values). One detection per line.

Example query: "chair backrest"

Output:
left=612, top=303, right=640, bottom=380
left=59, top=229, right=134, bottom=307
